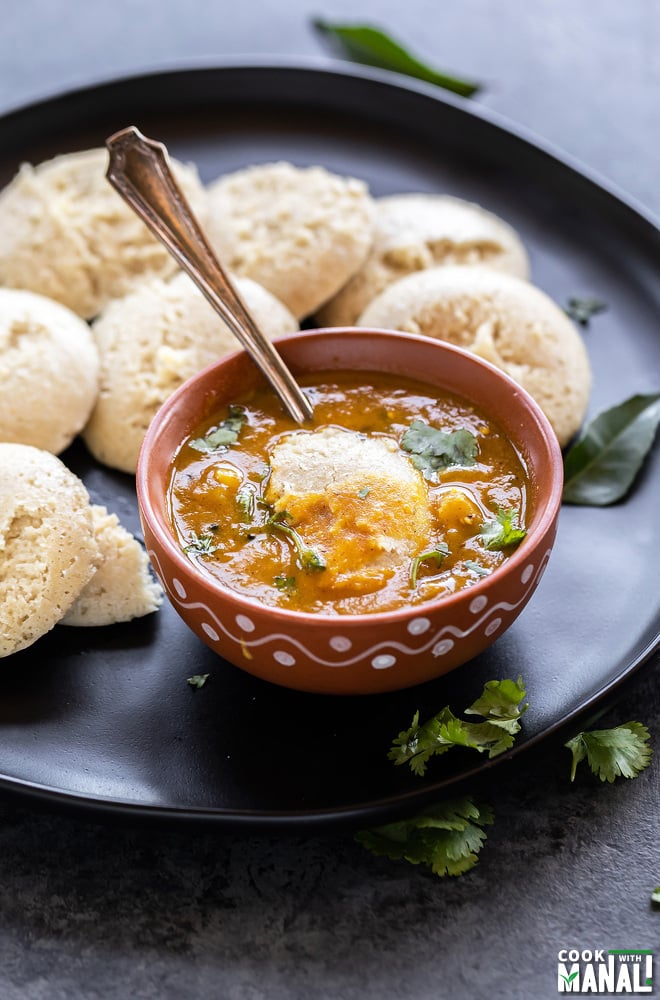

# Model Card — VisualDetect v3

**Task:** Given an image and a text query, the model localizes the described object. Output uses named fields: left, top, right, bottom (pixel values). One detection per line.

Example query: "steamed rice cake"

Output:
left=0, top=148, right=207, bottom=319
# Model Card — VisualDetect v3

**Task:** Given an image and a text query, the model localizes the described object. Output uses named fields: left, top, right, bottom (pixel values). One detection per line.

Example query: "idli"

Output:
left=205, top=161, right=375, bottom=319
left=317, top=193, right=530, bottom=327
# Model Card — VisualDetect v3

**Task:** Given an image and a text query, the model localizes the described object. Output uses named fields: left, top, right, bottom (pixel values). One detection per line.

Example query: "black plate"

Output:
left=1, top=62, right=658, bottom=828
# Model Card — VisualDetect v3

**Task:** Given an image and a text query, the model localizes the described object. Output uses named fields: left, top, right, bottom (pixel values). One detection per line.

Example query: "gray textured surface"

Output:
left=0, top=2, right=658, bottom=998
left=0, top=671, right=656, bottom=1000
left=3, top=0, right=659, bottom=215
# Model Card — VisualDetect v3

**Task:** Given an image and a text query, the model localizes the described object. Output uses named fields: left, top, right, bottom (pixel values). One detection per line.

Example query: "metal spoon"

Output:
left=105, top=125, right=314, bottom=424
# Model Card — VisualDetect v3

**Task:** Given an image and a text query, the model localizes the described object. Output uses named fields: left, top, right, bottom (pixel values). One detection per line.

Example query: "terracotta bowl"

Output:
left=137, top=329, right=563, bottom=695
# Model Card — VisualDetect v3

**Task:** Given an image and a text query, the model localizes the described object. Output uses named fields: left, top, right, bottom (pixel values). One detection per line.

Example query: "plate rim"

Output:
left=1, top=56, right=658, bottom=233
left=0, top=59, right=658, bottom=828
left=1, top=637, right=657, bottom=831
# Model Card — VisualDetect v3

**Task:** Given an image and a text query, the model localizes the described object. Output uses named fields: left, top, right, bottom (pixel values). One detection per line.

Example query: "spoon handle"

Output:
left=105, top=125, right=314, bottom=424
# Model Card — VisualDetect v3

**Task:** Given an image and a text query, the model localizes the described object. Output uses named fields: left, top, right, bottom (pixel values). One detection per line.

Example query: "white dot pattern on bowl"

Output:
left=330, top=636, right=352, bottom=652
left=273, top=650, right=295, bottom=666
left=150, top=544, right=554, bottom=677
left=407, top=617, right=431, bottom=636
left=485, top=617, right=502, bottom=637
left=201, top=622, right=220, bottom=642
left=371, top=654, right=396, bottom=670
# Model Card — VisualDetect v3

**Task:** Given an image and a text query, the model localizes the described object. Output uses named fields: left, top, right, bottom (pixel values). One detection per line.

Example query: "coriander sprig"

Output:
left=358, top=683, right=654, bottom=879
left=410, top=543, right=450, bottom=588
left=480, top=508, right=526, bottom=550
left=182, top=530, right=219, bottom=556
left=267, top=511, right=326, bottom=572
left=400, top=421, right=478, bottom=482
left=355, top=797, right=493, bottom=877
left=389, top=677, right=528, bottom=775
left=565, top=721, right=653, bottom=782
left=189, top=404, right=247, bottom=452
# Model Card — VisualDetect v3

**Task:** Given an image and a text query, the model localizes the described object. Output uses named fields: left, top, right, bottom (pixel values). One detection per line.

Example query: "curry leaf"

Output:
left=562, top=393, right=660, bottom=505
left=313, top=20, right=482, bottom=98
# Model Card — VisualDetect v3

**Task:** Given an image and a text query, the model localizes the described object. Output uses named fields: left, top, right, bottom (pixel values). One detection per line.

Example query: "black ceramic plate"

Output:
left=0, top=62, right=658, bottom=829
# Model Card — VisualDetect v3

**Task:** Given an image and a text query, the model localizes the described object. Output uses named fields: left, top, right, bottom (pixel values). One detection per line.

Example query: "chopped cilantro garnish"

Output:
left=564, top=296, right=608, bottom=326
left=183, top=531, right=219, bottom=556
left=355, top=797, right=494, bottom=877
left=480, top=508, right=526, bottom=550
left=464, top=560, right=491, bottom=577
left=410, top=543, right=450, bottom=588
left=357, top=486, right=370, bottom=498
left=389, top=677, right=528, bottom=776
left=565, top=722, right=652, bottom=782
left=267, top=512, right=326, bottom=572
left=189, top=405, right=247, bottom=452
left=274, top=575, right=296, bottom=591
left=400, top=421, right=478, bottom=481
left=235, top=484, right=256, bottom=523
left=187, top=673, right=210, bottom=689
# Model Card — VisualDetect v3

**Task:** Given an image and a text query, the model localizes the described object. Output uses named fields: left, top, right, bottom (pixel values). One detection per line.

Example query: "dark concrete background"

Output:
left=0, top=2, right=658, bottom=997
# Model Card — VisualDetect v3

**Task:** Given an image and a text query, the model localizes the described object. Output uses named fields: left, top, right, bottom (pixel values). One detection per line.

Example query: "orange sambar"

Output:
left=168, top=371, right=529, bottom=614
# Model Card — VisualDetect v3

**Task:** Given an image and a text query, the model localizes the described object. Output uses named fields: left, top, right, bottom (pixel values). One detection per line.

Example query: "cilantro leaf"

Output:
left=464, top=676, right=529, bottom=730
left=355, top=797, right=494, bottom=877
left=565, top=721, right=652, bottom=782
left=274, top=575, right=296, bottom=591
left=267, top=512, right=326, bottom=572
left=313, top=20, right=482, bottom=98
left=189, top=405, right=247, bottom=452
left=187, top=673, right=210, bottom=689
left=389, top=677, right=527, bottom=775
left=389, top=708, right=469, bottom=776
left=564, top=296, right=608, bottom=326
left=235, top=483, right=256, bottom=523
left=464, top=559, right=491, bottom=577
left=481, top=508, right=526, bottom=550
left=410, top=543, right=450, bottom=588
left=182, top=530, right=219, bottom=556
left=400, top=421, right=478, bottom=481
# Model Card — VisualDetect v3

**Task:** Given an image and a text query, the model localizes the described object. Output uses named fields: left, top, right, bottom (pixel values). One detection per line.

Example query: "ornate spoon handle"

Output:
left=105, top=125, right=314, bottom=424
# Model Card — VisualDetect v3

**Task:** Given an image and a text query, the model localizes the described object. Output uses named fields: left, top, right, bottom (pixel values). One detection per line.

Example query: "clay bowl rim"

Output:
left=136, top=327, right=564, bottom=628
